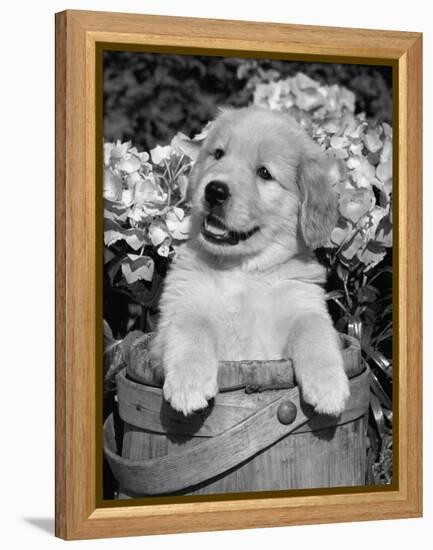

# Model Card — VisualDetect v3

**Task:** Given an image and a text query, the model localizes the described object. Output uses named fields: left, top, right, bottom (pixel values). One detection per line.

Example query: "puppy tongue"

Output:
left=204, top=215, right=228, bottom=237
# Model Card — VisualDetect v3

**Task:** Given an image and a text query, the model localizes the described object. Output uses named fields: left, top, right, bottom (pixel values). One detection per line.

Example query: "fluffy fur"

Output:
left=150, top=106, right=349, bottom=416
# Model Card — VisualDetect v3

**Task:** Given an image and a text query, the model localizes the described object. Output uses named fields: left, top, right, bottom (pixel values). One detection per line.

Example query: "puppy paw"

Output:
left=163, top=368, right=218, bottom=416
left=297, top=355, right=350, bottom=416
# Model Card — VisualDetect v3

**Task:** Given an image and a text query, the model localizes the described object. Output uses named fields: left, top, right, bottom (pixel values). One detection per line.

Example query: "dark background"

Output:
left=104, top=51, right=392, bottom=152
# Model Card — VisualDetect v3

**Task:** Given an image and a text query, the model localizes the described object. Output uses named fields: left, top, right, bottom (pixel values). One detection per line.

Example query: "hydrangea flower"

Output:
left=103, top=138, right=195, bottom=285
left=251, top=72, right=392, bottom=268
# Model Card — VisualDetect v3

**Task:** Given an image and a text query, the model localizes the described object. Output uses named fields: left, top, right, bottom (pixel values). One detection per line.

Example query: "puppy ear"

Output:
left=173, top=125, right=212, bottom=200
left=298, top=157, right=338, bottom=249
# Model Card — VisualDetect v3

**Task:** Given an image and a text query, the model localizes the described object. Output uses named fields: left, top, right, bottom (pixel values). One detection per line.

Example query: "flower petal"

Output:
left=103, top=169, right=122, bottom=202
left=150, top=145, right=173, bottom=165
left=340, top=232, right=365, bottom=260
left=171, top=132, right=201, bottom=160
left=339, top=188, right=375, bottom=223
left=331, top=224, right=349, bottom=246
left=149, top=222, right=170, bottom=246
left=126, top=171, right=144, bottom=189
left=157, top=243, right=171, bottom=257
left=121, top=189, right=133, bottom=206
left=376, top=159, right=392, bottom=183
left=166, top=206, right=185, bottom=222
left=134, top=177, right=157, bottom=204
left=363, top=129, right=383, bottom=153
left=121, top=255, right=154, bottom=283
left=117, top=154, right=141, bottom=174
left=166, top=215, right=191, bottom=240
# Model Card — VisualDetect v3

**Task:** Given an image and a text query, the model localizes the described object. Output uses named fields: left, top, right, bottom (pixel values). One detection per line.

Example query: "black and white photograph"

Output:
left=102, top=51, right=393, bottom=500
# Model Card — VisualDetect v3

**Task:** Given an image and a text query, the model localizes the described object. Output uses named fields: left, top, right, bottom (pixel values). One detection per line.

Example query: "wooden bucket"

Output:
left=104, top=334, right=369, bottom=497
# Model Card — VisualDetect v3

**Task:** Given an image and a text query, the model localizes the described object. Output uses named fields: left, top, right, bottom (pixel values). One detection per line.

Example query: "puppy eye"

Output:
left=257, top=166, right=273, bottom=180
left=214, top=148, right=224, bottom=160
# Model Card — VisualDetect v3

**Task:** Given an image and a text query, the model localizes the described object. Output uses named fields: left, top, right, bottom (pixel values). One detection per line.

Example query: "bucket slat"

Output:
left=118, top=371, right=287, bottom=437
left=104, top=333, right=369, bottom=497
left=125, top=334, right=361, bottom=387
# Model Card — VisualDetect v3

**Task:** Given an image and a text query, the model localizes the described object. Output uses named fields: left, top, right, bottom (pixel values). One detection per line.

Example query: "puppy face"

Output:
left=188, top=107, right=337, bottom=262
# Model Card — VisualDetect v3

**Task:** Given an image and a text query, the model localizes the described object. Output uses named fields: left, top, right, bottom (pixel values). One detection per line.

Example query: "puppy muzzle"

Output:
left=201, top=213, right=260, bottom=246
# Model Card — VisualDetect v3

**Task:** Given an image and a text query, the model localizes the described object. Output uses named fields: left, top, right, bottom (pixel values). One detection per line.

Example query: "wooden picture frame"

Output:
left=55, top=9, right=422, bottom=540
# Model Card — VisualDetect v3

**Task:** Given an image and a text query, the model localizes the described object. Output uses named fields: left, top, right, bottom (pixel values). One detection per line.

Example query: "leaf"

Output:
left=376, top=216, right=393, bottom=247
left=364, top=344, right=392, bottom=376
left=103, top=219, right=146, bottom=250
left=347, top=318, right=362, bottom=340
left=176, top=174, right=189, bottom=202
left=124, top=278, right=164, bottom=312
left=104, top=218, right=124, bottom=246
left=367, top=151, right=381, bottom=166
left=119, top=229, right=146, bottom=251
left=104, top=199, right=128, bottom=222
left=121, top=255, right=154, bottom=283
left=103, top=318, right=114, bottom=340
left=369, top=392, right=387, bottom=441
left=104, top=240, right=129, bottom=283
left=376, top=159, right=392, bottom=183
left=336, top=263, right=349, bottom=282
left=325, top=290, right=344, bottom=301
left=356, top=285, right=380, bottom=304
left=358, top=241, right=387, bottom=267
left=370, top=371, right=393, bottom=410
left=103, top=246, right=116, bottom=264
left=361, top=206, right=388, bottom=243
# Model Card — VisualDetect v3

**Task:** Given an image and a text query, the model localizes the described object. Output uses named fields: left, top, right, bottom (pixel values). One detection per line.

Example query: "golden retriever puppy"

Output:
left=150, top=106, right=349, bottom=416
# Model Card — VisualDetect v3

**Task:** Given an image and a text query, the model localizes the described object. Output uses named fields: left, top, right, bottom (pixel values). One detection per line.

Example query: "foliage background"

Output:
left=104, top=52, right=392, bottom=152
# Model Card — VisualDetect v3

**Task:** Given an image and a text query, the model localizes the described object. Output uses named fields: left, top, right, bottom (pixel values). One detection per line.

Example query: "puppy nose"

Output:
left=205, top=181, right=230, bottom=206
